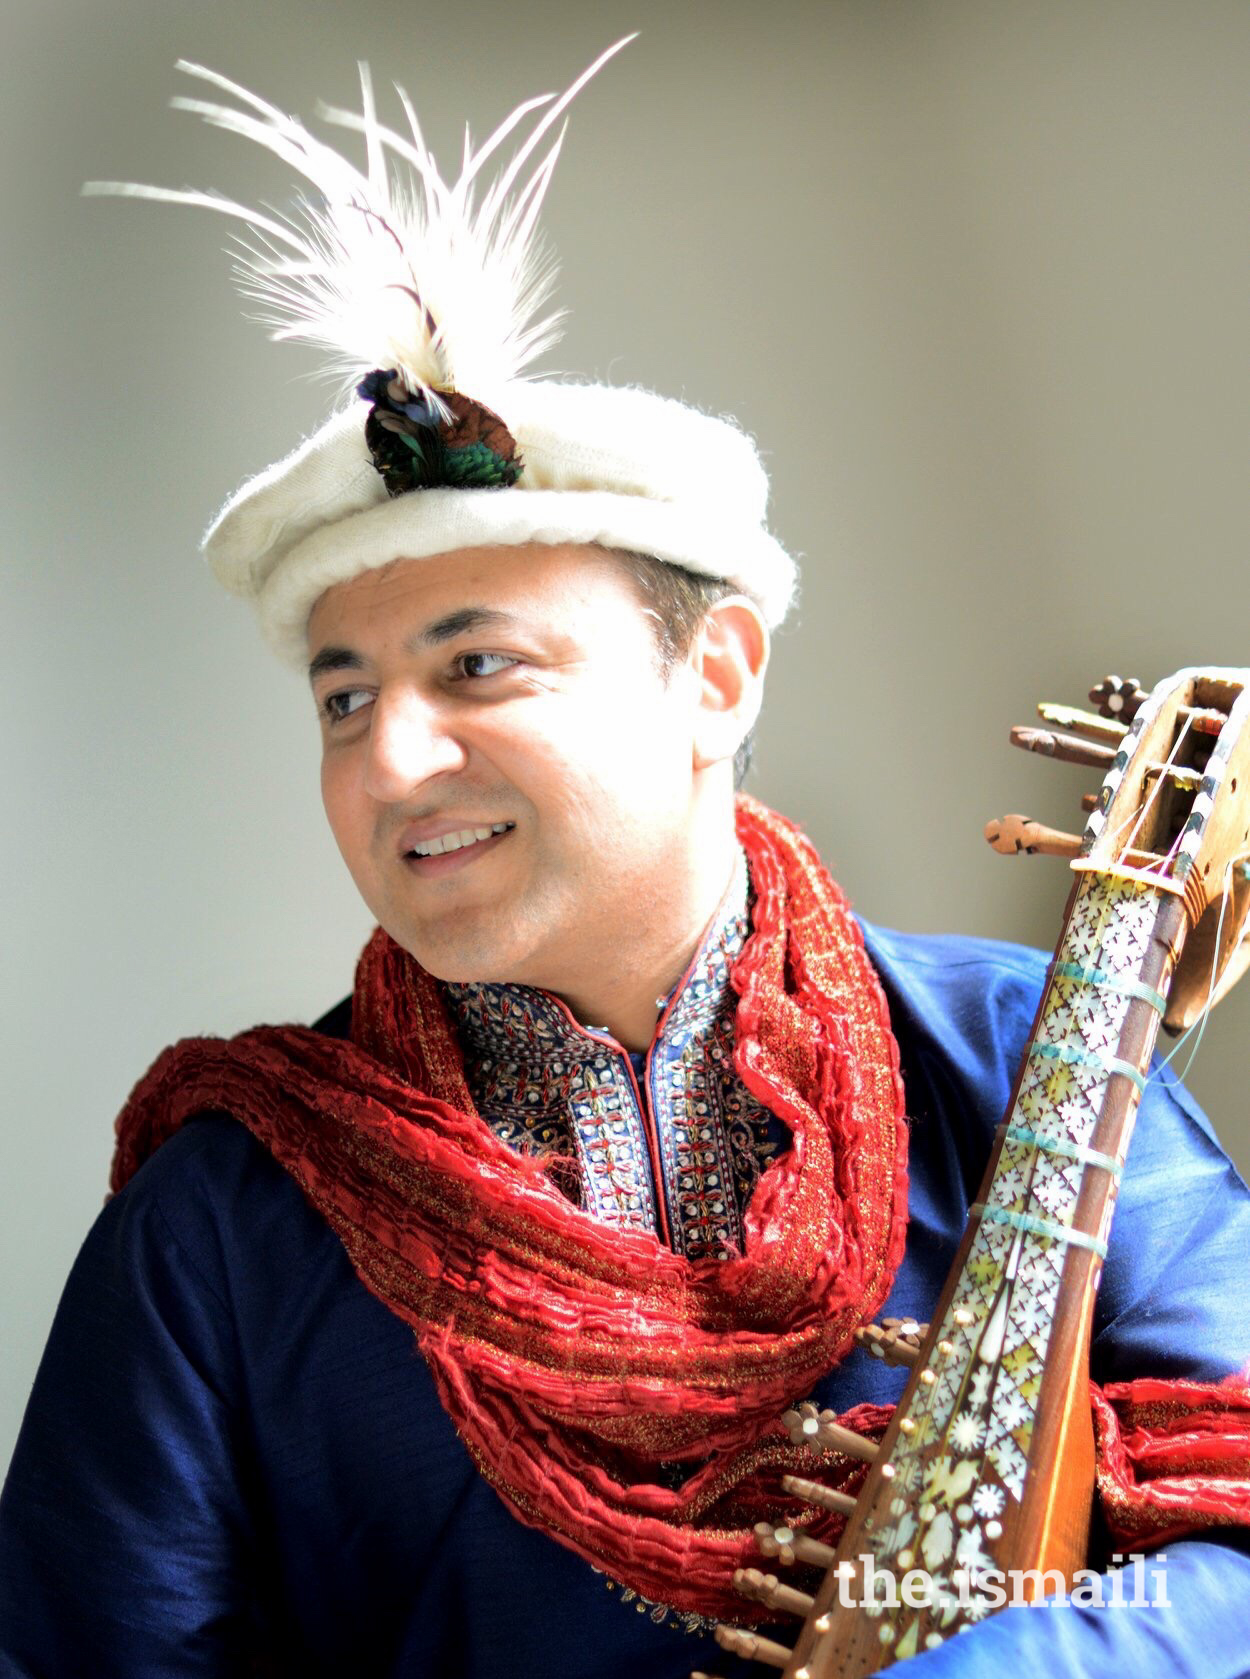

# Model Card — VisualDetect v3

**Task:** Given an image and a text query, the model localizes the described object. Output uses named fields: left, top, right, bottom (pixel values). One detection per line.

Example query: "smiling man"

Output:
left=306, top=542, right=764, bottom=1050
left=3, top=50, right=1250, bottom=1679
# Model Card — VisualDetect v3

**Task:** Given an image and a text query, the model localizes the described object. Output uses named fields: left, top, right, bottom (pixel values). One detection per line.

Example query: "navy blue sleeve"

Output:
left=0, top=1126, right=267, bottom=1677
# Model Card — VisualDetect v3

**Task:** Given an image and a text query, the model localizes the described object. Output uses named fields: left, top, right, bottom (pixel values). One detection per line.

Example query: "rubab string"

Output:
left=914, top=854, right=1144, bottom=1526
left=902, top=710, right=1245, bottom=1590
left=1097, top=711, right=1194, bottom=876
left=1147, top=849, right=1250, bottom=1088
left=1084, top=704, right=1249, bottom=1088
left=1071, top=708, right=1242, bottom=1086
left=980, top=726, right=1196, bottom=1405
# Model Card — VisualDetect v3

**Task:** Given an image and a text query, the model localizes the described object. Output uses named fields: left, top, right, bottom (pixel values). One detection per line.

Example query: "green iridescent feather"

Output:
left=395, top=429, right=521, bottom=489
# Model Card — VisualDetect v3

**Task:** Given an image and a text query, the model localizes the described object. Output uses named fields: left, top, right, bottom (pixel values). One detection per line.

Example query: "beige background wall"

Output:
left=5, top=0, right=1249, bottom=1471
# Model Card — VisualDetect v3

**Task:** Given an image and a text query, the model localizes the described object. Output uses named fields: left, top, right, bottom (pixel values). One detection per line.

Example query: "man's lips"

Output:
left=397, top=820, right=516, bottom=873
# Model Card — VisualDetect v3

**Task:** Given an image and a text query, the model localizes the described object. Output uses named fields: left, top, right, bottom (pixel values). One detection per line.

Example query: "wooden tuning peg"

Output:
left=754, top=1520, right=797, bottom=1567
left=1089, top=675, right=1147, bottom=721
left=885, top=1314, right=929, bottom=1349
left=1187, top=706, right=1230, bottom=737
left=855, top=1318, right=927, bottom=1365
left=713, top=1625, right=793, bottom=1670
left=1089, top=674, right=1226, bottom=735
left=781, top=1404, right=878, bottom=1461
left=1010, top=726, right=1117, bottom=770
left=993, top=804, right=1170, bottom=871
left=1145, top=761, right=1204, bottom=792
left=984, top=815, right=1083, bottom=859
left=690, top=1672, right=728, bottom=1679
left=755, top=1517, right=837, bottom=1567
left=780, top=1402, right=814, bottom=1441
left=733, top=1567, right=816, bottom=1617
left=882, top=1314, right=926, bottom=1334
left=780, top=1473, right=857, bottom=1517
left=1036, top=701, right=1128, bottom=745
left=1081, top=793, right=1100, bottom=812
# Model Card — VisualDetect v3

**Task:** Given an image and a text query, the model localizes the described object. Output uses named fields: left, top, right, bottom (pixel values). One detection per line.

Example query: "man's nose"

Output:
left=363, top=689, right=469, bottom=801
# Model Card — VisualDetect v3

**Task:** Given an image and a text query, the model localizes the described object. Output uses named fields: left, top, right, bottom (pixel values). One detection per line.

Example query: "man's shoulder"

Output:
left=117, top=993, right=355, bottom=1205
left=858, top=919, right=1048, bottom=987
left=309, top=993, right=353, bottom=1039
left=102, top=1114, right=314, bottom=1279
left=102, top=996, right=357, bottom=1291
left=857, top=919, right=1047, bottom=1054
left=847, top=919, right=1053, bottom=1171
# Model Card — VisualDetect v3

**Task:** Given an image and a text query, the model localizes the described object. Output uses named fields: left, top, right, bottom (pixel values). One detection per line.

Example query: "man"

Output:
left=2, top=48, right=1249, bottom=1679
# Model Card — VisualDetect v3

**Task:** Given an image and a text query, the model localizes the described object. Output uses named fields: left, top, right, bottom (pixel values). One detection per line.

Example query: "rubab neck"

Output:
left=788, top=865, right=1187, bottom=1677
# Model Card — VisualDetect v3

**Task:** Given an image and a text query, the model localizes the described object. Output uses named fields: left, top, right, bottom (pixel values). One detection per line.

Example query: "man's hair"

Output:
left=608, top=549, right=756, bottom=788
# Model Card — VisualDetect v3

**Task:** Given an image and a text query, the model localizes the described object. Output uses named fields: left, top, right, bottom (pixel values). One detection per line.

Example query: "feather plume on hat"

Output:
left=87, top=42, right=632, bottom=408
left=85, top=45, right=798, bottom=664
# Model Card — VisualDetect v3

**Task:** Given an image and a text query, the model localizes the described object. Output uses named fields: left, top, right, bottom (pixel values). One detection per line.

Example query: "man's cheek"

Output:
left=320, top=783, right=375, bottom=888
left=319, top=756, right=351, bottom=833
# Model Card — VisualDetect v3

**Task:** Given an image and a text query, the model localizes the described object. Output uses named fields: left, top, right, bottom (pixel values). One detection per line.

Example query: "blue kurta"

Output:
left=2, top=924, right=1249, bottom=1678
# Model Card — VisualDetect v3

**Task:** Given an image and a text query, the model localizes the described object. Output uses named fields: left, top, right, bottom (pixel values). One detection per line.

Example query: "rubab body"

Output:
left=703, top=669, right=1250, bottom=1679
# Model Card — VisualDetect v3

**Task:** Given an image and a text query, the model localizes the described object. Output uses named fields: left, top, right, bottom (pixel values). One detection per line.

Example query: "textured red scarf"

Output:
left=112, top=798, right=910, bottom=1618
left=112, top=796, right=1250, bottom=1615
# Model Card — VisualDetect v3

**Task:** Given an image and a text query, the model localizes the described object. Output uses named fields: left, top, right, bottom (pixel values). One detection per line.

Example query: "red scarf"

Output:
left=1092, top=1376, right=1250, bottom=1554
left=112, top=795, right=1250, bottom=1614
left=113, top=798, right=909, bottom=1618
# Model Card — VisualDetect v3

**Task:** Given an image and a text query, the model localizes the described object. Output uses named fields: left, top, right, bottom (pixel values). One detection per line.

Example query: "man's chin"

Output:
left=386, top=920, right=535, bottom=988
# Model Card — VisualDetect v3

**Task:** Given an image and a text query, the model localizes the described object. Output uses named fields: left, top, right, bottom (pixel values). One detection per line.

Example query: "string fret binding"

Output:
left=970, top=1201, right=1110, bottom=1259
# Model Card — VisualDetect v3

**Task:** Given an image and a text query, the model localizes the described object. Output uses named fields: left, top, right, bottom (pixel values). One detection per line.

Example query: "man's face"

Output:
left=307, top=543, right=712, bottom=997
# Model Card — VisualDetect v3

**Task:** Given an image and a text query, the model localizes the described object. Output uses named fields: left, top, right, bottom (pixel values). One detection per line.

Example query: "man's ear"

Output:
left=689, top=596, right=769, bottom=771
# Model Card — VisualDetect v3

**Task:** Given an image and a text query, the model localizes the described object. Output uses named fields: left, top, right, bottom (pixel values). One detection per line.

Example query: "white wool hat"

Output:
left=205, top=381, right=795, bottom=667
left=90, top=47, right=796, bottom=664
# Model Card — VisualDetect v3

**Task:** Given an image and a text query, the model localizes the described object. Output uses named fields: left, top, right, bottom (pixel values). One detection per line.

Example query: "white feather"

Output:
left=83, top=38, right=635, bottom=408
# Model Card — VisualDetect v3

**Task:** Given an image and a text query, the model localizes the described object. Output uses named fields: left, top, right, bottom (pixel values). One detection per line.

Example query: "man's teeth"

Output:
left=411, top=823, right=512, bottom=858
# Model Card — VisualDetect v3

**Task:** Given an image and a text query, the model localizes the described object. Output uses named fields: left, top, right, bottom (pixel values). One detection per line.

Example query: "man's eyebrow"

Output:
left=307, top=607, right=524, bottom=683
left=307, top=646, right=364, bottom=684
left=408, top=606, right=519, bottom=650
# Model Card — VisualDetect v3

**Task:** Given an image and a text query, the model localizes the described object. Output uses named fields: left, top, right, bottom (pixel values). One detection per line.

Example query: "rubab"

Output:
left=698, top=667, right=1250, bottom=1678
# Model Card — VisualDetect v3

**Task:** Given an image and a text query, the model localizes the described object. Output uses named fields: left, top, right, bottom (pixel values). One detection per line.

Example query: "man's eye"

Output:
left=456, top=652, right=518, bottom=679
left=322, top=688, right=372, bottom=723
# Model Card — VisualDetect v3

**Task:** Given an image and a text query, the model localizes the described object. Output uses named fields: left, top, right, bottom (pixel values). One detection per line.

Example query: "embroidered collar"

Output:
left=441, top=853, right=785, bottom=1258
